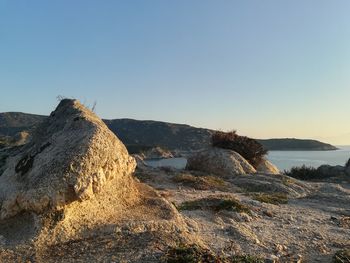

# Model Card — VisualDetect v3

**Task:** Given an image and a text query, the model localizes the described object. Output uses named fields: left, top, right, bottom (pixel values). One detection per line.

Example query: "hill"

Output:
left=259, top=138, right=338, bottom=151
left=0, top=112, right=45, bottom=136
left=0, top=112, right=337, bottom=151
left=104, top=118, right=213, bottom=152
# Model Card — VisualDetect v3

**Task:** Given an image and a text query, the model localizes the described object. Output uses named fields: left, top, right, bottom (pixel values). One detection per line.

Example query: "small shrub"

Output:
left=346, top=158, right=350, bottom=168
left=164, top=244, right=216, bottom=263
left=211, top=131, right=267, bottom=168
left=252, top=193, right=288, bottom=205
left=284, top=165, right=320, bottom=180
left=173, top=173, right=226, bottom=190
left=178, top=196, right=251, bottom=214
left=333, top=249, right=350, bottom=263
left=164, top=244, right=264, bottom=263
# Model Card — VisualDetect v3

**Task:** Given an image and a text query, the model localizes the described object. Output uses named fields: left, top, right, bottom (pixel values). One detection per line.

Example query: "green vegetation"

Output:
left=164, top=244, right=264, bottom=263
left=284, top=165, right=320, bottom=180
left=178, top=196, right=251, bottom=214
left=333, top=249, right=350, bottom=263
left=252, top=193, right=288, bottom=205
left=173, top=173, right=227, bottom=190
left=346, top=158, right=350, bottom=168
left=211, top=131, right=267, bottom=168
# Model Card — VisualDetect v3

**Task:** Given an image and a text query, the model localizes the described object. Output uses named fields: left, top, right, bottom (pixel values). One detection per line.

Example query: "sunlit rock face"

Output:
left=186, top=147, right=256, bottom=177
left=0, top=99, right=137, bottom=220
left=256, top=159, right=280, bottom=175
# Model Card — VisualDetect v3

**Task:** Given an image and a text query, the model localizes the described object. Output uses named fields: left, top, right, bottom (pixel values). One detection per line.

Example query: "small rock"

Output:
left=263, top=210, right=274, bottom=217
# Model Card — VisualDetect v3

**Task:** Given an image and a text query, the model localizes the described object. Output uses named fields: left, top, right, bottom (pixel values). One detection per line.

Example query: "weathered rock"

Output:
left=256, top=159, right=280, bottom=175
left=231, top=174, right=311, bottom=198
left=143, top=146, right=174, bottom=159
left=133, top=154, right=150, bottom=171
left=186, top=148, right=256, bottom=177
left=0, top=99, right=137, bottom=220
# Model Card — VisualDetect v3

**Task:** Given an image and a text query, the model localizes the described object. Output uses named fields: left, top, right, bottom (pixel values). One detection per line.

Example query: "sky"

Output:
left=0, top=1, right=349, bottom=145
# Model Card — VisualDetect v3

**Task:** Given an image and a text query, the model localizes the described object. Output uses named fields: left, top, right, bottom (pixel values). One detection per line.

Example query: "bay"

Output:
left=145, top=146, right=350, bottom=171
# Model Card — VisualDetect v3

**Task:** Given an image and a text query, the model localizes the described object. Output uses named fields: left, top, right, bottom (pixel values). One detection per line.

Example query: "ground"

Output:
left=0, top=166, right=349, bottom=262
left=136, top=167, right=350, bottom=262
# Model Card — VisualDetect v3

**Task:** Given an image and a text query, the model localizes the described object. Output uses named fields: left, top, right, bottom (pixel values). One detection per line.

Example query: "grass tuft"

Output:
left=164, top=243, right=264, bottom=263
left=178, top=196, right=251, bottom=214
left=173, top=173, right=227, bottom=190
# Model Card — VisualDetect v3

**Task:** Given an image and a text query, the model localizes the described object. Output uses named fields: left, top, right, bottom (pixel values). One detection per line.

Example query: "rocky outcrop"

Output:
left=133, top=154, right=149, bottom=171
left=143, top=146, right=174, bottom=159
left=0, top=100, right=195, bottom=261
left=0, top=99, right=137, bottom=221
left=256, top=159, right=280, bottom=175
left=0, top=100, right=138, bottom=242
left=186, top=148, right=256, bottom=177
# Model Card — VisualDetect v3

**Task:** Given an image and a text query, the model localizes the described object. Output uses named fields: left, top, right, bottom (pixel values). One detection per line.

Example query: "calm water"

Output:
left=145, top=146, right=350, bottom=171
left=145, top=157, right=187, bottom=169
left=267, top=146, right=350, bottom=171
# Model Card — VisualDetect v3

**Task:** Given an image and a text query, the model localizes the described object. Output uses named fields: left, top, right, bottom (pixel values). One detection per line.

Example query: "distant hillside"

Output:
left=259, top=138, right=338, bottom=151
left=0, top=112, right=45, bottom=136
left=104, top=118, right=213, bottom=151
left=0, top=112, right=337, bottom=151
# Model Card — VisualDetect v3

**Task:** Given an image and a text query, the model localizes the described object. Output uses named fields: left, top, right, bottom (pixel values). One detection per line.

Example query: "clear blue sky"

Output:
left=0, top=1, right=349, bottom=144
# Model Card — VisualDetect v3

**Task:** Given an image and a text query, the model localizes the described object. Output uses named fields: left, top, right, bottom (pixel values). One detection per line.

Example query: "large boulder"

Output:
left=256, top=159, right=280, bottom=175
left=0, top=100, right=196, bottom=262
left=0, top=99, right=137, bottom=221
left=186, top=147, right=256, bottom=177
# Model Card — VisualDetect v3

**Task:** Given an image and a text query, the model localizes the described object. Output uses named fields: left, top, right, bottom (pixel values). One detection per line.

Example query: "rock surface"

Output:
left=0, top=99, right=137, bottom=221
left=0, top=100, right=195, bottom=263
left=143, top=146, right=174, bottom=159
left=186, top=147, right=256, bottom=177
left=256, top=158, right=280, bottom=175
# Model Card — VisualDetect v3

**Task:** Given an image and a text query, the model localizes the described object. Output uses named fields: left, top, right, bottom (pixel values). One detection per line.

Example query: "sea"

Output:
left=145, top=146, right=350, bottom=171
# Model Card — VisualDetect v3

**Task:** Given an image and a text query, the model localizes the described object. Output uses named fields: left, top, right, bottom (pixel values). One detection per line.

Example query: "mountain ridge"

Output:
left=0, top=112, right=337, bottom=151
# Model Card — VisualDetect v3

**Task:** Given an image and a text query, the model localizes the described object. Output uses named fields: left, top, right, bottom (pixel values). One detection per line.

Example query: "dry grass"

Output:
left=173, top=173, right=227, bottom=190
left=164, top=243, right=264, bottom=263
left=178, top=196, right=251, bottom=214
